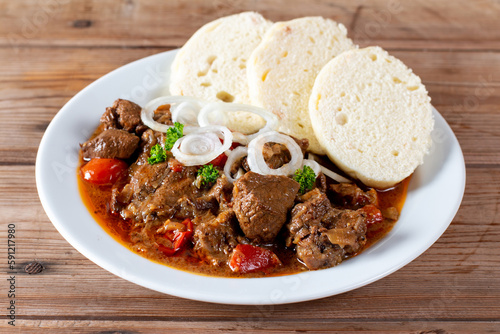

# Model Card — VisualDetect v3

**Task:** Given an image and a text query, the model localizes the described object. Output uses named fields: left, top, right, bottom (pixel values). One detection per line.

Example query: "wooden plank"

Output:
left=2, top=0, right=500, bottom=50
left=6, top=319, right=500, bottom=333
left=1, top=166, right=498, bottom=321
left=1, top=47, right=500, bottom=166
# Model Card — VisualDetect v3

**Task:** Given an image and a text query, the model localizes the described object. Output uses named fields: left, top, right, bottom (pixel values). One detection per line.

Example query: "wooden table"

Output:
left=2, top=0, right=499, bottom=332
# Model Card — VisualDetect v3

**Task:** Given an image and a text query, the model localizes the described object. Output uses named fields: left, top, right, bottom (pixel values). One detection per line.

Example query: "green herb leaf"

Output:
left=165, top=122, right=184, bottom=151
left=148, top=144, right=166, bottom=165
left=196, top=164, right=220, bottom=188
left=293, top=165, right=317, bottom=194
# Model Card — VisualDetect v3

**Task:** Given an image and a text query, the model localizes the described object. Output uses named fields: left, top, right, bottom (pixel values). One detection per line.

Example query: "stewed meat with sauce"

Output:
left=233, top=172, right=300, bottom=243
left=287, top=188, right=368, bottom=270
left=81, top=128, right=139, bottom=160
left=78, top=98, right=406, bottom=277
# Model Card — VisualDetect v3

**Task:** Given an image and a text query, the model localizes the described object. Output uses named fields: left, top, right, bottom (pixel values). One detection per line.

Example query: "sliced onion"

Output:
left=141, top=96, right=205, bottom=133
left=198, top=102, right=278, bottom=144
left=301, top=159, right=321, bottom=176
left=171, top=101, right=202, bottom=126
left=247, top=131, right=303, bottom=176
left=171, top=125, right=233, bottom=166
left=307, top=153, right=352, bottom=183
left=224, top=146, right=248, bottom=183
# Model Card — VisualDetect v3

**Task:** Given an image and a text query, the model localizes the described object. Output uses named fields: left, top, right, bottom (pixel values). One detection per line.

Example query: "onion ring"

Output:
left=247, top=131, right=303, bottom=176
left=141, top=96, right=205, bottom=133
left=198, top=102, right=278, bottom=144
left=307, top=153, right=352, bottom=183
left=223, top=146, right=248, bottom=183
left=171, top=101, right=202, bottom=126
left=301, top=159, right=321, bottom=177
left=171, top=125, right=233, bottom=166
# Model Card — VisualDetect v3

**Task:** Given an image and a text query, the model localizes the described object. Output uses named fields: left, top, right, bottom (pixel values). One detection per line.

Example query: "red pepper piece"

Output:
left=360, top=204, right=383, bottom=225
left=229, top=244, right=281, bottom=274
left=158, top=218, right=194, bottom=256
left=157, top=244, right=177, bottom=256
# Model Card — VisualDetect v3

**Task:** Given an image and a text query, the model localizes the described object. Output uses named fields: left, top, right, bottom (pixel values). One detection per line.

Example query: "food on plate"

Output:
left=309, top=46, right=434, bottom=188
left=78, top=97, right=409, bottom=277
left=77, top=13, right=433, bottom=277
left=169, top=12, right=272, bottom=134
left=247, top=17, right=355, bottom=154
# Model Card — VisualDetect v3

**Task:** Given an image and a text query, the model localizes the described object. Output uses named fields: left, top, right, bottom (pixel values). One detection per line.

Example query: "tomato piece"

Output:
left=209, top=153, right=228, bottom=167
left=229, top=244, right=281, bottom=274
left=360, top=204, right=383, bottom=225
left=81, top=158, right=128, bottom=185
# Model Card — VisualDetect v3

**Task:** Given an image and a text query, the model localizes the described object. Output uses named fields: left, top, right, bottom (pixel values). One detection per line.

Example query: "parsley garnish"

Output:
left=293, top=165, right=317, bottom=194
left=165, top=122, right=184, bottom=151
left=148, top=122, right=184, bottom=165
left=196, top=164, right=219, bottom=188
left=148, top=144, right=166, bottom=165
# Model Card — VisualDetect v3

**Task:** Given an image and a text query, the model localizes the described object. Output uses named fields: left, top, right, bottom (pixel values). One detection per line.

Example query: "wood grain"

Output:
left=1, top=0, right=500, bottom=332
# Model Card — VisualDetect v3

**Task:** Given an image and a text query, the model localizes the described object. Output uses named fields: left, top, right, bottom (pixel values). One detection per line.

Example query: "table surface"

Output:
left=1, top=0, right=499, bottom=332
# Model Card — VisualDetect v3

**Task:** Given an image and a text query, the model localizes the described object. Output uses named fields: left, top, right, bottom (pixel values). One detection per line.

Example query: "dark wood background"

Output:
left=1, top=0, right=499, bottom=332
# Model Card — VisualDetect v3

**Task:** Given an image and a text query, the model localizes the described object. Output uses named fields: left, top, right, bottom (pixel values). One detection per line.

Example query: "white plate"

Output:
left=36, top=50, right=466, bottom=305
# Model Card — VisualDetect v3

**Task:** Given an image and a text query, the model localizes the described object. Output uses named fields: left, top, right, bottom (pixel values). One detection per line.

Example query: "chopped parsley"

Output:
left=147, top=144, right=166, bottom=165
left=293, top=165, right=317, bottom=194
left=196, top=164, right=219, bottom=188
left=165, top=122, right=184, bottom=151
left=148, top=122, right=184, bottom=165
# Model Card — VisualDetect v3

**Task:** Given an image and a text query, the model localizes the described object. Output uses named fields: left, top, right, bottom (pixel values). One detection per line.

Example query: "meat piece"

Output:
left=322, top=208, right=367, bottom=254
left=287, top=188, right=368, bottom=270
left=259, top=135, right=309, bottom=170
left=287, top=189, right=331, bottom=246
left=291, top=136, right=309, bottom=154
left=329, top=183, right=378, bottom=209
left=81, top=128, right=139, bottom=160
left=382, top=206, right=399, bottom=221
left=113, top=99, right=143, bottom=132
left=111, top=152, right=222, bottom=224
left=262, top=142, right=291, bottom=169
left=100, top=106, right=119, bottom=130
left=296, top=230, right=344, bottom=270
left=315, top=172, right=327, bottom=193
left=152, top=104, right=174, bottom=125
left=193, top=210, right=239, bottom=265
left=233, top=172, right=299, bottom=243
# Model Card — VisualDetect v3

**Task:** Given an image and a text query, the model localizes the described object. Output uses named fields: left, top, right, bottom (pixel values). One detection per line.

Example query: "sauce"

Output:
left=78, top=166, right=410, bottom=278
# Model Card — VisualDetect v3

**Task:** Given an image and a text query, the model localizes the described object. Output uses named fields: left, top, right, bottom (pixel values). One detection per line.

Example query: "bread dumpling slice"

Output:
left=170, top=12, right=272, bottom=134
left=309, top=46, right=434, bottom=188
left=247, top=17, right=355, bottom=153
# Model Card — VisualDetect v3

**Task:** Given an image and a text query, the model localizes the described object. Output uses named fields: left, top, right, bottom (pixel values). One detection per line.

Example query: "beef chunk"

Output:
left=233, top=172, right=299, bottom=243
left=193, top=210, right=239, bottom=265
left=100, top=106, right=119, bottom=130
left=152, top=104, right=174, bottom=125
left=291, top=136, right=309, bottom=154
left=329, top=183, right=378, bottom=209
left=263, top=142, right=291, bottom=169
left=113, top=99, right=142, bottom=132
left=100, top=99, right=144, bottom=133
left=81, top=128, right=139, bottom=160
left=287, top=188, right=368, bottom=270
left=259, top=135, right=309, bottom=170
left=287, top=189, right=331, bottom=247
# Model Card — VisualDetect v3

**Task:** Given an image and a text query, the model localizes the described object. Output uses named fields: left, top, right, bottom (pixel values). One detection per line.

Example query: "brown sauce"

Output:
left=78, top=166, right=410, bottom=278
